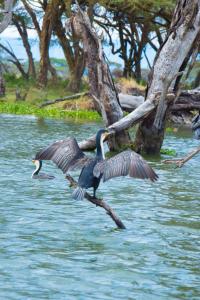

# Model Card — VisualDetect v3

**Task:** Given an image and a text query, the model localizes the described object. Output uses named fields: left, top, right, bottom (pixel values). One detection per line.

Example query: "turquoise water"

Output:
left=0, top=114, right=199, bottom=300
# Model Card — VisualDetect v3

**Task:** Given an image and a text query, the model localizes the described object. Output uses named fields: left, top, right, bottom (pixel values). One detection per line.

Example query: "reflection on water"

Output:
left=0, top=114, right=199, bottom=300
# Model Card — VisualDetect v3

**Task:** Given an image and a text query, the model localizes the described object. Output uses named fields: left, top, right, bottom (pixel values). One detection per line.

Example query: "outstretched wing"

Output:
left=34, top=138, right=91, bottom=174
left=93, top=150, right=158, bottom=182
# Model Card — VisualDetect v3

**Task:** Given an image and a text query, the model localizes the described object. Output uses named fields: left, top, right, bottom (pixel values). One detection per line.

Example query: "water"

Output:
left=0, top=114, right=199, bottom=300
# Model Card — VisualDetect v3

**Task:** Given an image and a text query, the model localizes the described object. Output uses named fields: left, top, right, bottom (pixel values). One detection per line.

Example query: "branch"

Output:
left=78, top=94, right=159, bottom=151
left=65, top=175, right=126, bottom=229
left=39, top=92, right=90, bottom=108
left=163, top=146, right=200, bottom=167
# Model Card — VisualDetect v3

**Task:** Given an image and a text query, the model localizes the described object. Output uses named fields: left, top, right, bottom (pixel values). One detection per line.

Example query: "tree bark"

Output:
left=37, top=0, right=61, bottom=86
left=134, top=0, right=200, bottom=155
left=54, top=15, right=85, bottom=93
left=70, top=7, right=131, bottom=150
left=0, top=65, right=5, bottom=97
left=22, top=0, right=57, bottom=84
left=66, top=175, right=126, bottom=229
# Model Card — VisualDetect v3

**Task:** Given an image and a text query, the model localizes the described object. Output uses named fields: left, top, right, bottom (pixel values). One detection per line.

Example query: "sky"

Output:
left=0, top=24, right=155, bottom=69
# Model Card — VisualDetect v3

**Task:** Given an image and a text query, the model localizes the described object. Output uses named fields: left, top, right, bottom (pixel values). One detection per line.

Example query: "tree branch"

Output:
left=163, top=146, right=200, bottom=167
left=65, top=175, right=126, bottom=229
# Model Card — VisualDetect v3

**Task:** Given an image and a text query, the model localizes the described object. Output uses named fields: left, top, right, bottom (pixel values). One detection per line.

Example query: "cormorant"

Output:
left=33, top=129, right=158, bottom=199
left=192, top=111, right=200, bottom=139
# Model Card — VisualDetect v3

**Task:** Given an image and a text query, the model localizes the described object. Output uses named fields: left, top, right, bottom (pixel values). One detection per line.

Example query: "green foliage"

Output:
left=0, top=101, right=101, bottom=121
left=160, top=148, right=176, bottom=156
left=98, top=0, right=175, bottom=15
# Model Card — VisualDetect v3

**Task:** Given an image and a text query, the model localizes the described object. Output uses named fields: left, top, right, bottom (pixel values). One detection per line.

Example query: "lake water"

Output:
left=0, top=114, right=199, bottom=300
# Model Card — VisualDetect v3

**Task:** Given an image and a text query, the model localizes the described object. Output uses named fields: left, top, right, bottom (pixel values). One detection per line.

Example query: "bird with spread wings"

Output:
left=32, top=129, right=158, bottom=200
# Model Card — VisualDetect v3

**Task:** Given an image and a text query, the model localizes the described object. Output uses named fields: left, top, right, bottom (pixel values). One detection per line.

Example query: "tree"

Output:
left=94, top=4, right=171, bottom=80
left=74, top=0, right=200, bottom=156
left=0, top=0, right=14, bottom=96
left=134, top=0, right=200, bottom=154
left=21, top=0, right=58, bottom=86
left=53, top=1, right=85, bottom=92
left=70, top=6, right=131, bottom=150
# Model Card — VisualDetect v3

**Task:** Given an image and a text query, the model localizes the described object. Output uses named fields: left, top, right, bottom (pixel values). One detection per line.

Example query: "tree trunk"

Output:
left=54, top=15, right=85, bottom=92
left=0, top=65, right=5, bottom=97
left=38, top=0, right=60, bottom=86
left=134, top=0, right=200, bottom=155
left=67, top=57, right=85, bottom=93
left=70, top=7, right=131, bottom=150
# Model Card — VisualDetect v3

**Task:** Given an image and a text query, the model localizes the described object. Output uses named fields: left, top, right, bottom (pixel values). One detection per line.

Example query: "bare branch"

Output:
left=66, top=175, right=126, bottom=229
left=163, top=147, right=200, bottom=168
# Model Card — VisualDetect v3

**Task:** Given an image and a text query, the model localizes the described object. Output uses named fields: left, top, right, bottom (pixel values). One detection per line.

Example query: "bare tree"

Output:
left=69, top=7, right=131, bottom=150
left=134, top=0, right=200, bottom=154
left=75, top=0, right=200, bottom=154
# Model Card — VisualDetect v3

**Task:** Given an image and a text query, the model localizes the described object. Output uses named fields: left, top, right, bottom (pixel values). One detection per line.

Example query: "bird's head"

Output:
left=32, top=159, right=42, bottom=168
left=96, top=128, right=110, bottom=143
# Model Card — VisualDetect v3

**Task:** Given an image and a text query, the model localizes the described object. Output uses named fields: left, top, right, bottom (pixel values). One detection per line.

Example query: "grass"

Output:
left=160, top=148, right=176, bottom=156
left=0, top=76, right=101, bottom=121
left=0, top=101, right=101, bottom=121
left=117, top=78, right=146, bottom=94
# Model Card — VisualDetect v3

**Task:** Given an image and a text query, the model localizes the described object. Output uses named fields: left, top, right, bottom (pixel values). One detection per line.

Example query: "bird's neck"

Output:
left=33, top=160, right=42, bottom=175
left=96, top=136, right=105, bottom=160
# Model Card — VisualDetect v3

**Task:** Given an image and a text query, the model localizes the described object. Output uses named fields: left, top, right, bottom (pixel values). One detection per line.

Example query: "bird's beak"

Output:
left=103, top=132, right=110, bottom=141
left=32, top=160, right=35, bottom=164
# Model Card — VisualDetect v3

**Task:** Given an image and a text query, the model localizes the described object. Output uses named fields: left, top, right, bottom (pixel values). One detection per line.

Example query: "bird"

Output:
left=33, top=128, right=158, bottom=200
left=192, top=111, right=200, bottom=139
left=32, top=160, right=55, bottom=179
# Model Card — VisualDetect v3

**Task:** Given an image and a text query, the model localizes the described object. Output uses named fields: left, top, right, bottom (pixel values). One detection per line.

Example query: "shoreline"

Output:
left=0, top=101, right=101, bottom=122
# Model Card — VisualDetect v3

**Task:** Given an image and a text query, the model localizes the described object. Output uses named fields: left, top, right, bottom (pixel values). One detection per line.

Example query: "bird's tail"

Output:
left=72, top=187, right=85, bottom=200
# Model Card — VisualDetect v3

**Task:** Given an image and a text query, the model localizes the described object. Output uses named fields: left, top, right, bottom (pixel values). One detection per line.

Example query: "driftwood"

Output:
left=39, top=92, right=89, bottom=108
left=119, top=89, right=200, bottom=112
left=39, top=89, right=200, bottom=113
left=163, top=146, right=200, bottom=168
left=66, top=175, right=126, bottom=229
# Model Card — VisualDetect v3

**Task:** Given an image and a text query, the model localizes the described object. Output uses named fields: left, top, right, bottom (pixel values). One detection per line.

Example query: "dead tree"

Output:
left=68, top=1, right=200, bottom=155
left=134, top=0, right=200, bottom=154
left=69, top=6, right=131, bottom=151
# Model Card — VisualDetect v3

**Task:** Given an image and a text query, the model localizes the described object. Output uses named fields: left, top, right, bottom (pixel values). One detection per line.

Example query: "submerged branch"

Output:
left=65, top=175, right=126, bottom=229
left=163, top=146, right=200, bottom=168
